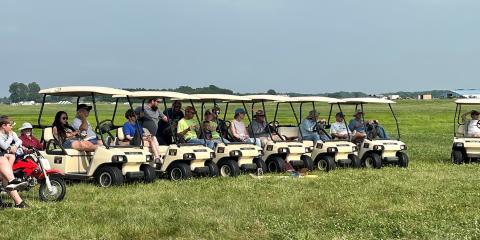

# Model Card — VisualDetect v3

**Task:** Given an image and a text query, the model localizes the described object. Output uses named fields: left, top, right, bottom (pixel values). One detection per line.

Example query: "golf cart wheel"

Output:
left=254, top=158, right=267, bottom=173
left=349, top=154, right=362, bottom=168
left=95, top=166, right=124, bottom=187
left=219, top=159, right=240, bottom=177
left=451, top=150, right=465, bottom=165
left=267, top=157, right=285, bottom=173
left=205, top=160, right=219, bottom=177
left=316, top=156, right=336, bottom=172
left=168, top=162, right=192, bottom=180
left=39, top=175, right=66, bottom=202
left=364, top=153, right=382, bottom=169
left=301, top=155, right=314, bottom=171
left=397, top=152, right=409, bottom=168
left=141, top=164, right=157, bottom=183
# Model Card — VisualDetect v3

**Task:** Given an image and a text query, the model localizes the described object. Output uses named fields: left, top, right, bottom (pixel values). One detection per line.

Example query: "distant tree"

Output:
left=9, top=82, right=29, bottom=103
left=27, top=82, right=42, bottom=102
left=267, top=89, right=277, bottom=95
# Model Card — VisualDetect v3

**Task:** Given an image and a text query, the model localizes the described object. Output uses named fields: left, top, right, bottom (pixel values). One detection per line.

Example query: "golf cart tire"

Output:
left=316, top=155, right=336, bottom=172
left=267, top=156, right=285, bottom=173
left=141, top=164, right=156, bottom=183
left=95, top=166, right=124, bottom=187
left=451, top=150, right=465, bottom=165
left=397, top=152, right=409, bottom=168
left=254, top=157, right=267, bottom=172
left=219, top=159, right=240, bottom=177
left=205, top=160, right=219, bottom=177
left=39, top=175, right=67, bottom=202
left=301, top=155, right=314, bottom=171
left=364, top=153, right=382, bottom=169
left=349, top=154, right=362, bottom=168
left=168, top=162, right=192, bottom=180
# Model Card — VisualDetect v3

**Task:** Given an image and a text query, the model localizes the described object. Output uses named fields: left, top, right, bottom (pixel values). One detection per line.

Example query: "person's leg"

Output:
left=0, top=157, right=23, bottom=205
left=247, top=138, right=262, bottom=148
left=187, top=138, right=205, bottom=145
left=377, top=126, right=389, bottom=139
left=82, top=141, right=98, bottom=152
left=147, top=136, right=162, bottom=160
left=5, top=154, right=15, bottom=166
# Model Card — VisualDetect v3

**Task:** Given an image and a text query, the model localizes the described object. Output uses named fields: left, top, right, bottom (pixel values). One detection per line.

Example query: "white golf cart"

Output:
left=293, top=96, right=360, bottom=171
left=244, top=95, right=313, bottom=172
left=341, top=98, right=408, bottom=168
left=192, top=94, right=264, bottom=177
left=451, top=99, right=480, bottom=164
left=113, top=91, right=216, bottom=180
left=35, top=86, right=155, bottom=187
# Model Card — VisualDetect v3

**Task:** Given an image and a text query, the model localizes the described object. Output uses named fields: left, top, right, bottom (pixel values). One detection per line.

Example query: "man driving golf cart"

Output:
left=300, top=110, right=330, bottom=143
left=461, top=110, right=480, bottom=138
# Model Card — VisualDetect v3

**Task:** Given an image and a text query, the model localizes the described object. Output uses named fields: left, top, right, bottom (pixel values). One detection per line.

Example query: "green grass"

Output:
left=1, top=100, right=479, bottom=239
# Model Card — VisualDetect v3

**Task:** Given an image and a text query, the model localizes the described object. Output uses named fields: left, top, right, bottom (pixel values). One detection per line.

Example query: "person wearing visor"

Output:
left=18, top=122, right=43, bottom=154
left=330, top=112, right=351, bottom=140
left=230, top=108, right=261, bottom=147
left=72, top=104, right=101, bottom=149
left=348, top=110, right=367, bottom=142
left=462, top=110, right=480, bottom=138
left=300, top=110, right=329, bottom=143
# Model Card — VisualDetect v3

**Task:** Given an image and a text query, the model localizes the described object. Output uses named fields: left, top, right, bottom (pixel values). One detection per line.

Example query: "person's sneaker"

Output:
left=5, top=179, right=28, bottom=191
left=14, top=201, right=28, bottom=209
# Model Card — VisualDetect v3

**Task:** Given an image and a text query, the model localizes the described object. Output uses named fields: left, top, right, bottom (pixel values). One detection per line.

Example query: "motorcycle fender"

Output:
left=38, top=170, right=64, bottom=180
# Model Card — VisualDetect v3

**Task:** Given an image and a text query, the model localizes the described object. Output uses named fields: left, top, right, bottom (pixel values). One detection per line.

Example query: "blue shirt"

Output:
left=300, top=119, right=317, bottom=137
left=348, top=118, right=366, bottom=133
left=123, top=121, right=144, bottom=138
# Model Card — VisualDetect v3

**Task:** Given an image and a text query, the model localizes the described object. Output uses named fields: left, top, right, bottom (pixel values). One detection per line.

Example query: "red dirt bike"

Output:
left=0, top=148, right=66, bottom=201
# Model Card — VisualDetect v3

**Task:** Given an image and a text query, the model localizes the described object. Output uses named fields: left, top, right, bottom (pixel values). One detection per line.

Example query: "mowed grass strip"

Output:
left=2, top=100, right=480, bottom=239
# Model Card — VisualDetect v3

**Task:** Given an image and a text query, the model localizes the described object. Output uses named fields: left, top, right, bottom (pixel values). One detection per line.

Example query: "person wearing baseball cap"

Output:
left=71, top=103, right=100, bottom=150
left=462, top=110, right=480, bottom=137
left=18, top=122, right=43, bottom=153
left=348, top=110, right=367, bottom=142
left=330, top=112, right=351, bottom=140
left=300, top=110, right=329, bottom=143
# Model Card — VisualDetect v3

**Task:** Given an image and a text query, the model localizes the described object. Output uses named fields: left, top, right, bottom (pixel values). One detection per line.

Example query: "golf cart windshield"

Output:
left=454, top=99, right=480, bottom=138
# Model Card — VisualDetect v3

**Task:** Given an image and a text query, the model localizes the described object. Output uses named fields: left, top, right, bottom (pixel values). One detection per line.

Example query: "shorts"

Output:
left=62, top=139, right=76, bottom=149
left=88, top=138, right=98, bottom=145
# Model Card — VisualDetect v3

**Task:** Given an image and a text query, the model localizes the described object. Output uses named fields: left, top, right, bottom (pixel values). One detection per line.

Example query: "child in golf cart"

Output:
left=122, top=109, right=162, bottom=163
left=461, top=110, right=480, bottom=138
left=201, top=110, right=229, bottom=144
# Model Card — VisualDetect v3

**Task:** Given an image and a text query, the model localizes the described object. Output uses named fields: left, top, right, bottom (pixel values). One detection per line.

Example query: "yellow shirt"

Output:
left=177, top=118, right=198, bottom=140
left=209, top=121, right=220, bottom=139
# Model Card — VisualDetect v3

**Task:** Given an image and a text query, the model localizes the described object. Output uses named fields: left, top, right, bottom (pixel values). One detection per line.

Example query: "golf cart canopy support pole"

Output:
left=259, top=100, right=274, bottom=141
left=388, top=103, right=401, bottom=140
left=242, top=101, right=257, bottom=145
left=163, top=97, right=177, bottom=144
left=37, top=94, right=47, bottom=127
left=289, top=101, right=303, bottom=139
left=213, top=99, right=227, bottom=145
left=91, top=92, right=107, bottom=149
left=190, top=99, right=207, bottom=146
left=337, top=103, right=351, bottom=140
left=112, top=98, right=119, bottom=124
left=454, top=104, right=459, bottom=137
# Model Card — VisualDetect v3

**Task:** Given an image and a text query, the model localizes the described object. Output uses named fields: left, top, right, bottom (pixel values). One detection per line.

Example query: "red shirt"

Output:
left=19, top=134, right=44, bottom=153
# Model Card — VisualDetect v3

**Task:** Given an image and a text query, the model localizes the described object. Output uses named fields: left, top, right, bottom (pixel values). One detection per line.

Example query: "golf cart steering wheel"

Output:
left=267, top=121, right=280, bottom=134
left=95, top=119, right=115, bottom=136
left=476, top=121, right=480, bottom=129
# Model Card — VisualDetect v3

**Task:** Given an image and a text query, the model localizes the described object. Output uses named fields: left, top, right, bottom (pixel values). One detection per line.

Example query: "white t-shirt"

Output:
left=72, top=117, right=97, bottom=140
left=467, top=120, right=480, bottom=136
left=331, top=122, right=350, bottom=136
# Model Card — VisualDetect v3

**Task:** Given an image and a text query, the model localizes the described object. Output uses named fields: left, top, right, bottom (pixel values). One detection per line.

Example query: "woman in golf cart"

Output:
left=230, top=108, right=261, bottom=147
left=122, top=109, right=162, bottom=162
left=300, top=110, right=330, bottom=143
left=52, top=111, right=97, bottom=152
left=461, top=110, right=480, bottom=137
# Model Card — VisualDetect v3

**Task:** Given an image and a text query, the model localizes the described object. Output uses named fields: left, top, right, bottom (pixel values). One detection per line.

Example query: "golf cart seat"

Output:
left=43, top=127, right=82, bottom=155
left=116, top=127, right=151, bottom=144
left=457, top=125, right=465, bottom=137
left=277, top=126, right=300, bottom=140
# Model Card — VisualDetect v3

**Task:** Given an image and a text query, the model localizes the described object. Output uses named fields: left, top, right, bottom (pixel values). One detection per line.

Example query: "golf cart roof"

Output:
left=113, top=91, right=200, bottom=100
left=192, top=94, right=251, bottom=102
left=342, top=98, right=396, bottom=104
left=292, top=96, right=345, bottom=103
left=243, top=94, right=295, bottom=102
left=455, top=99, right=480, bottom=105
left=39, top=86, right=132, bottom=97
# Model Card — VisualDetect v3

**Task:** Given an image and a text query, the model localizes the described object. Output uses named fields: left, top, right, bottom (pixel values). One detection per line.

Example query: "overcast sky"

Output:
left=1, top=0, right=479, bottom=97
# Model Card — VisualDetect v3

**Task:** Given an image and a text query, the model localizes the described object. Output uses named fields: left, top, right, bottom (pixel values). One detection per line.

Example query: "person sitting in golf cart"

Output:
left=18, top=122, right=44, bottom=154
left=71, top=104, right=101, bottom=148
left=365, top=119, right=389, bottom=139
left=211, top=106, right=228, bottom=139
left=230, top=108, right=262, bottom=147
left=201, top=110, right=228, bottom=144
left=52, top=111, right=97, bottom=152
left=330, top=112, right=351, bottom=140
left=177, top=106, right=215, bottom=149
left=248, top=110, right=281, bottom=146
left=300, top=110, right=330, bottom=143
left=157, top=100, right=184, bottom=145
left=123, top=109, right=162, bottom=163
left=135, top=98, right=168, bottom=139
left=348, top=111, right=367, bottom=142
left=462, top=110, right=480, bottom=138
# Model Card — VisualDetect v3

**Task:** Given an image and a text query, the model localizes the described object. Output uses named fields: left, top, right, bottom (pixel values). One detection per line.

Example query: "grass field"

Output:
left=2, top=100, right=480, bottom=239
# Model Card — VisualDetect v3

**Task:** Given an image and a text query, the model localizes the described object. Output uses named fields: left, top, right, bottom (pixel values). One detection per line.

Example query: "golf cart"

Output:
left=192, top=94, right=264, bottom=177
left=244, top=95, right=313, bottom=172
left=114, top=91, right=216, bottom=180
left=36, top=86, right=155, bottom=187
left=451, top=99, right=480, bottom=164
left=341, top=98, right=408, bottom=168
left=292, top=96, right=360, bottom=171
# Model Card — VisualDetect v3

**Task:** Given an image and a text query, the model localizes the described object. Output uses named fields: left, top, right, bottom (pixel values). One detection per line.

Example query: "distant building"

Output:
left=418, top=94, right=432, bottom=100
left=388, top=95, right=400, bottom=100
left=449, top=89, right=480, bottom=99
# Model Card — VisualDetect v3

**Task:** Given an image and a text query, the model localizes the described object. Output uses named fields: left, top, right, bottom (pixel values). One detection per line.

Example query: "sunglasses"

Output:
left=62, top=117, right=68, bottom=120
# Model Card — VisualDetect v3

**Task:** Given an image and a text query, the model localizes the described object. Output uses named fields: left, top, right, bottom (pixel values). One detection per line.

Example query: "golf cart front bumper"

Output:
left=289, top=160, right=304, bottom=168
left=126, top=171, right=144, bottom=179
left=193, top=166, right=209, bottom=174
left=336, top=159, right=352, bottom=165
left=240, top=163, right=257, bottom=171
left=383, top=156, right=399, bottom=162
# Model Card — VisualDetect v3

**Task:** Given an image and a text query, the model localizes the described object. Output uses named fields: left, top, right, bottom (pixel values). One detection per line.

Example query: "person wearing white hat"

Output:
left=18, top=122, right=43, bottom=154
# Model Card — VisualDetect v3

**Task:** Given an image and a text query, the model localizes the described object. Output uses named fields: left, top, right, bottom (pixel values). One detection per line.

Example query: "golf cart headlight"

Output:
left=210, top=152, right=216, bottom=159
left=258, top=150, right=264, bottom=156
left=352, top=146, right=358, bottom=152
left=454, top=142, right=464, bottom=148
left=146, top=155, right=154, bottom=162
left=278, top=148, right=289, bottom=154
left=305, top=147, right=313, bottom=153
left=183, top=153, right=196, bottom=160
left=229, top=150, right=242, bottom=157
left=373, top=145, right=385, bottom=151
left=112, top=155, right=127, bottom=162
left=327, top=147, right=337, bottom=153
left=400, top=145, right=407, bottom=150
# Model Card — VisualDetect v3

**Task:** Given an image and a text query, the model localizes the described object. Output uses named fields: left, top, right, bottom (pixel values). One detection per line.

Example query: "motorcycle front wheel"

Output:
left=39, top=175, right=66, bottom=201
